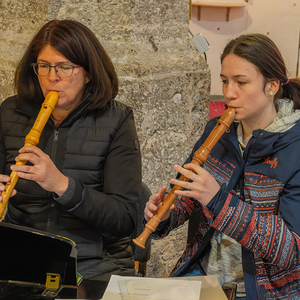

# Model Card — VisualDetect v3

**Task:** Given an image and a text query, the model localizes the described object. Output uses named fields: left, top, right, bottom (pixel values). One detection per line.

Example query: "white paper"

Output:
left=122, top=278, right=201, bottom=300
left=102, top=275, right=201, bottom=300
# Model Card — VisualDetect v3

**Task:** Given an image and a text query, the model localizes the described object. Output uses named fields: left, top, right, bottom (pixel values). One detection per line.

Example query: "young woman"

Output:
left=0, top=20, right=141, bottom=298
left=145, top=34, right=300, bottom=299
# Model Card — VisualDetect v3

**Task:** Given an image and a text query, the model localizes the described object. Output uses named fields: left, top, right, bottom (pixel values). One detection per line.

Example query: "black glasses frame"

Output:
left=31, top=63, right=81, bottom=78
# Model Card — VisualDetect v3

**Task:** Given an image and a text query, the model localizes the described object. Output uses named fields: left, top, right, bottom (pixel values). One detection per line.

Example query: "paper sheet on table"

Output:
left=102, top=275, right=201, bottom=300
left=121, top=278, right=201, bottom=300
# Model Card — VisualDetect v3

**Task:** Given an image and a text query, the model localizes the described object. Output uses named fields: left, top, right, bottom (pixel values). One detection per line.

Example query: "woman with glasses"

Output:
left=0, top=20, right=141, bottom=298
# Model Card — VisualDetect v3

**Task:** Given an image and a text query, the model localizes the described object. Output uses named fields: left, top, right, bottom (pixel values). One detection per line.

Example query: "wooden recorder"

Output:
left=0, top=91, right=59, bottom=220
left=133, top=107, right=235, bottom=249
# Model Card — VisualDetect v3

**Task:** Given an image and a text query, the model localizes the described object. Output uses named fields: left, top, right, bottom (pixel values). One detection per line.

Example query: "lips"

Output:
left=46, top=90, right=62, bottom=98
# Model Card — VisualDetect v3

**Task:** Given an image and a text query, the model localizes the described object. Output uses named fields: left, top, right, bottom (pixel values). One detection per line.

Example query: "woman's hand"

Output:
left=10, top=145, right=69, bottom=197
left=144, top=185, right=175, bottom=222
left=170, top=163, right=220, bottom=206
left=0, top=175, right=17, bottom=202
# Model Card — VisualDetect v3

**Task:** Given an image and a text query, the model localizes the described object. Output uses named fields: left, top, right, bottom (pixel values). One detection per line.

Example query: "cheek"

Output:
left=64, top=77, right=85, bottom=93
left=222, top=85, right=226, bottom=95
left=38, top=78, right=47, bottom=95
left=59, top=79, right=85, bottom=103
left=60, top=81, right=76, bottom=96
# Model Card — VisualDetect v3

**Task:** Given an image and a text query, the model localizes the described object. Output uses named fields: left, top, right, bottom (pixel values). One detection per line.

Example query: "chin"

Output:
left=233, top=113, right=243, bottom=122
left=56, top=95, right=68, bottom=106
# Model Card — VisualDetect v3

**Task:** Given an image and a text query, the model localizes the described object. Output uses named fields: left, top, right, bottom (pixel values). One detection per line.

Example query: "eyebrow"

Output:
left=220, top=74, right=249, bottom=79
left=37, top=59, right=70, bottom=64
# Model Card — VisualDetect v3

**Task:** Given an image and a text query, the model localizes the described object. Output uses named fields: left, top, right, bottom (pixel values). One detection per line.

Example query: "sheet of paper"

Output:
left=119, top=277, right=201, bottom=300
left=102, top=275, right=201, bottom=300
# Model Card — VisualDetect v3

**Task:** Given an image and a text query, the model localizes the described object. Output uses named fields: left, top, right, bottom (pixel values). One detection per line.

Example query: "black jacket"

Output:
left=0, top=94, right=141, bottom=278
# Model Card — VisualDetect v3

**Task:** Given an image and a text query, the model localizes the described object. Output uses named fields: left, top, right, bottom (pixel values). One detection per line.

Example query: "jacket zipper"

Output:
left=46, top=129, right=59, bottom=233
left=51, top=130, right=59, bottom=161
left=241, top=137, right=260, bottom=299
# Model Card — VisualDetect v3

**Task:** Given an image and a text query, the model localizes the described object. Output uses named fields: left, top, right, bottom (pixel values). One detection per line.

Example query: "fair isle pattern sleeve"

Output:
left=160, top=196, right=199, bottom=238
left=207, top=188, right=300, bottom=298
left=200, top=153, right=300, bottom=298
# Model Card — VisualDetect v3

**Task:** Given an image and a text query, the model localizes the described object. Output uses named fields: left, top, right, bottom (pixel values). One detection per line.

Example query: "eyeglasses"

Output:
left=32, top=63, right=82, bottom=78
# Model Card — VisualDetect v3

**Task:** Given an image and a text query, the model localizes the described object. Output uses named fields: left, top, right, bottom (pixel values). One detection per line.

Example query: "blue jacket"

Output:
left=153, top=116, right=300, bottom=300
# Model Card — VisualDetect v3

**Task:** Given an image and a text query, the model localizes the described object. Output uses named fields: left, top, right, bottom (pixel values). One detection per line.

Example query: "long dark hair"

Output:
left=15, top=19, right=118, bottom=109
left=221, top=33, right=300, bottom=109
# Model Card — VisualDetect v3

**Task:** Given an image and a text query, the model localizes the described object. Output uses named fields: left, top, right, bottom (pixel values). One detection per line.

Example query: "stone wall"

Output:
left=0, top=0, right=211, bottom=277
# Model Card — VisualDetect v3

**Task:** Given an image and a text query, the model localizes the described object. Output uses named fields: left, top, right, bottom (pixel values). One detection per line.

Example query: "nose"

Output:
left=223, top=81, right=238, bottom=101
left=47, top=66, right=60, bottom=81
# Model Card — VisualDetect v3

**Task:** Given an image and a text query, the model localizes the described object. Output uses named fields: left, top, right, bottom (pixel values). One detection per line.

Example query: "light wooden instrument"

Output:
left=0, top=91, right=59, bottom=220
left=133, top=107, right=235, bottom=249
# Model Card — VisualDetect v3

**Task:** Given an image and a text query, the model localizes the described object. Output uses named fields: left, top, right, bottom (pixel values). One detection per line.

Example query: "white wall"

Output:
left=189, top=0, right=300, bottom=95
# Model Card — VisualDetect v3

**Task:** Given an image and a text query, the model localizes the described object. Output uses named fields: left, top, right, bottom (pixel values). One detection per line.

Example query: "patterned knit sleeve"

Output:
left=151, top=196, right=199, bottom=239
left=209, top=189, right=300, bottom=271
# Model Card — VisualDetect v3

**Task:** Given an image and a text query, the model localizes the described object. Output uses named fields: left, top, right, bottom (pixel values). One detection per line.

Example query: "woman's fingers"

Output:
left=144, top=185, right=167, bottom=221
left=0, top=175, right=17, bottom=201
left=171, top=163, right=220, bottom=206
left=10, top=145, right=68, bottom=195
left=0, top=175, right=11, bottom=185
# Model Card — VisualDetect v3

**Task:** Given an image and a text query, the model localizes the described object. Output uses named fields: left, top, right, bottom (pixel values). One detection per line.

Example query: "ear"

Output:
left=267, top=79, right=280, bottom=95
left=85, top=74, right=91, bottom=84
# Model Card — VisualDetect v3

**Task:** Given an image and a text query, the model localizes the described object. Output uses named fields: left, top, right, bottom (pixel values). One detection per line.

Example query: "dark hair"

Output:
left=221, top=33, right=300, bottom=109
left=15, top=19, right=118, bottom=109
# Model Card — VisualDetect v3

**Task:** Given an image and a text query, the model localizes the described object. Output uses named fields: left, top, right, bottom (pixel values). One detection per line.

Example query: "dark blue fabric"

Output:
left=183, top=269, right=203, bottom=277
left=206, top=183, right=229, bottom=216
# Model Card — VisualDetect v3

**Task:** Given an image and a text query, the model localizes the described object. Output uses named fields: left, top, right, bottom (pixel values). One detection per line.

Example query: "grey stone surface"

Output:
left=0, top=0, right=211, bottom=278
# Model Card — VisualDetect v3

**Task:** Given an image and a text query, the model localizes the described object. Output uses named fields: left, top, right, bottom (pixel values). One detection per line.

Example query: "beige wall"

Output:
left=189, top=0, right=300, bottom=95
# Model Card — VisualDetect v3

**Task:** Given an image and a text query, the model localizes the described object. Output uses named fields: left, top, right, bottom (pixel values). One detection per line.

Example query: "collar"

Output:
left=265, top=99, right=300, bottom=133
left=237, top=122, right=246, bottom=154
left=236, top=99, right=300, bottom=154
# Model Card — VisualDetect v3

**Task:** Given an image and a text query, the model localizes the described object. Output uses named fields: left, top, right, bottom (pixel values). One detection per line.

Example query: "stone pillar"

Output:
left=0, top=0, right=210, bottom=278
